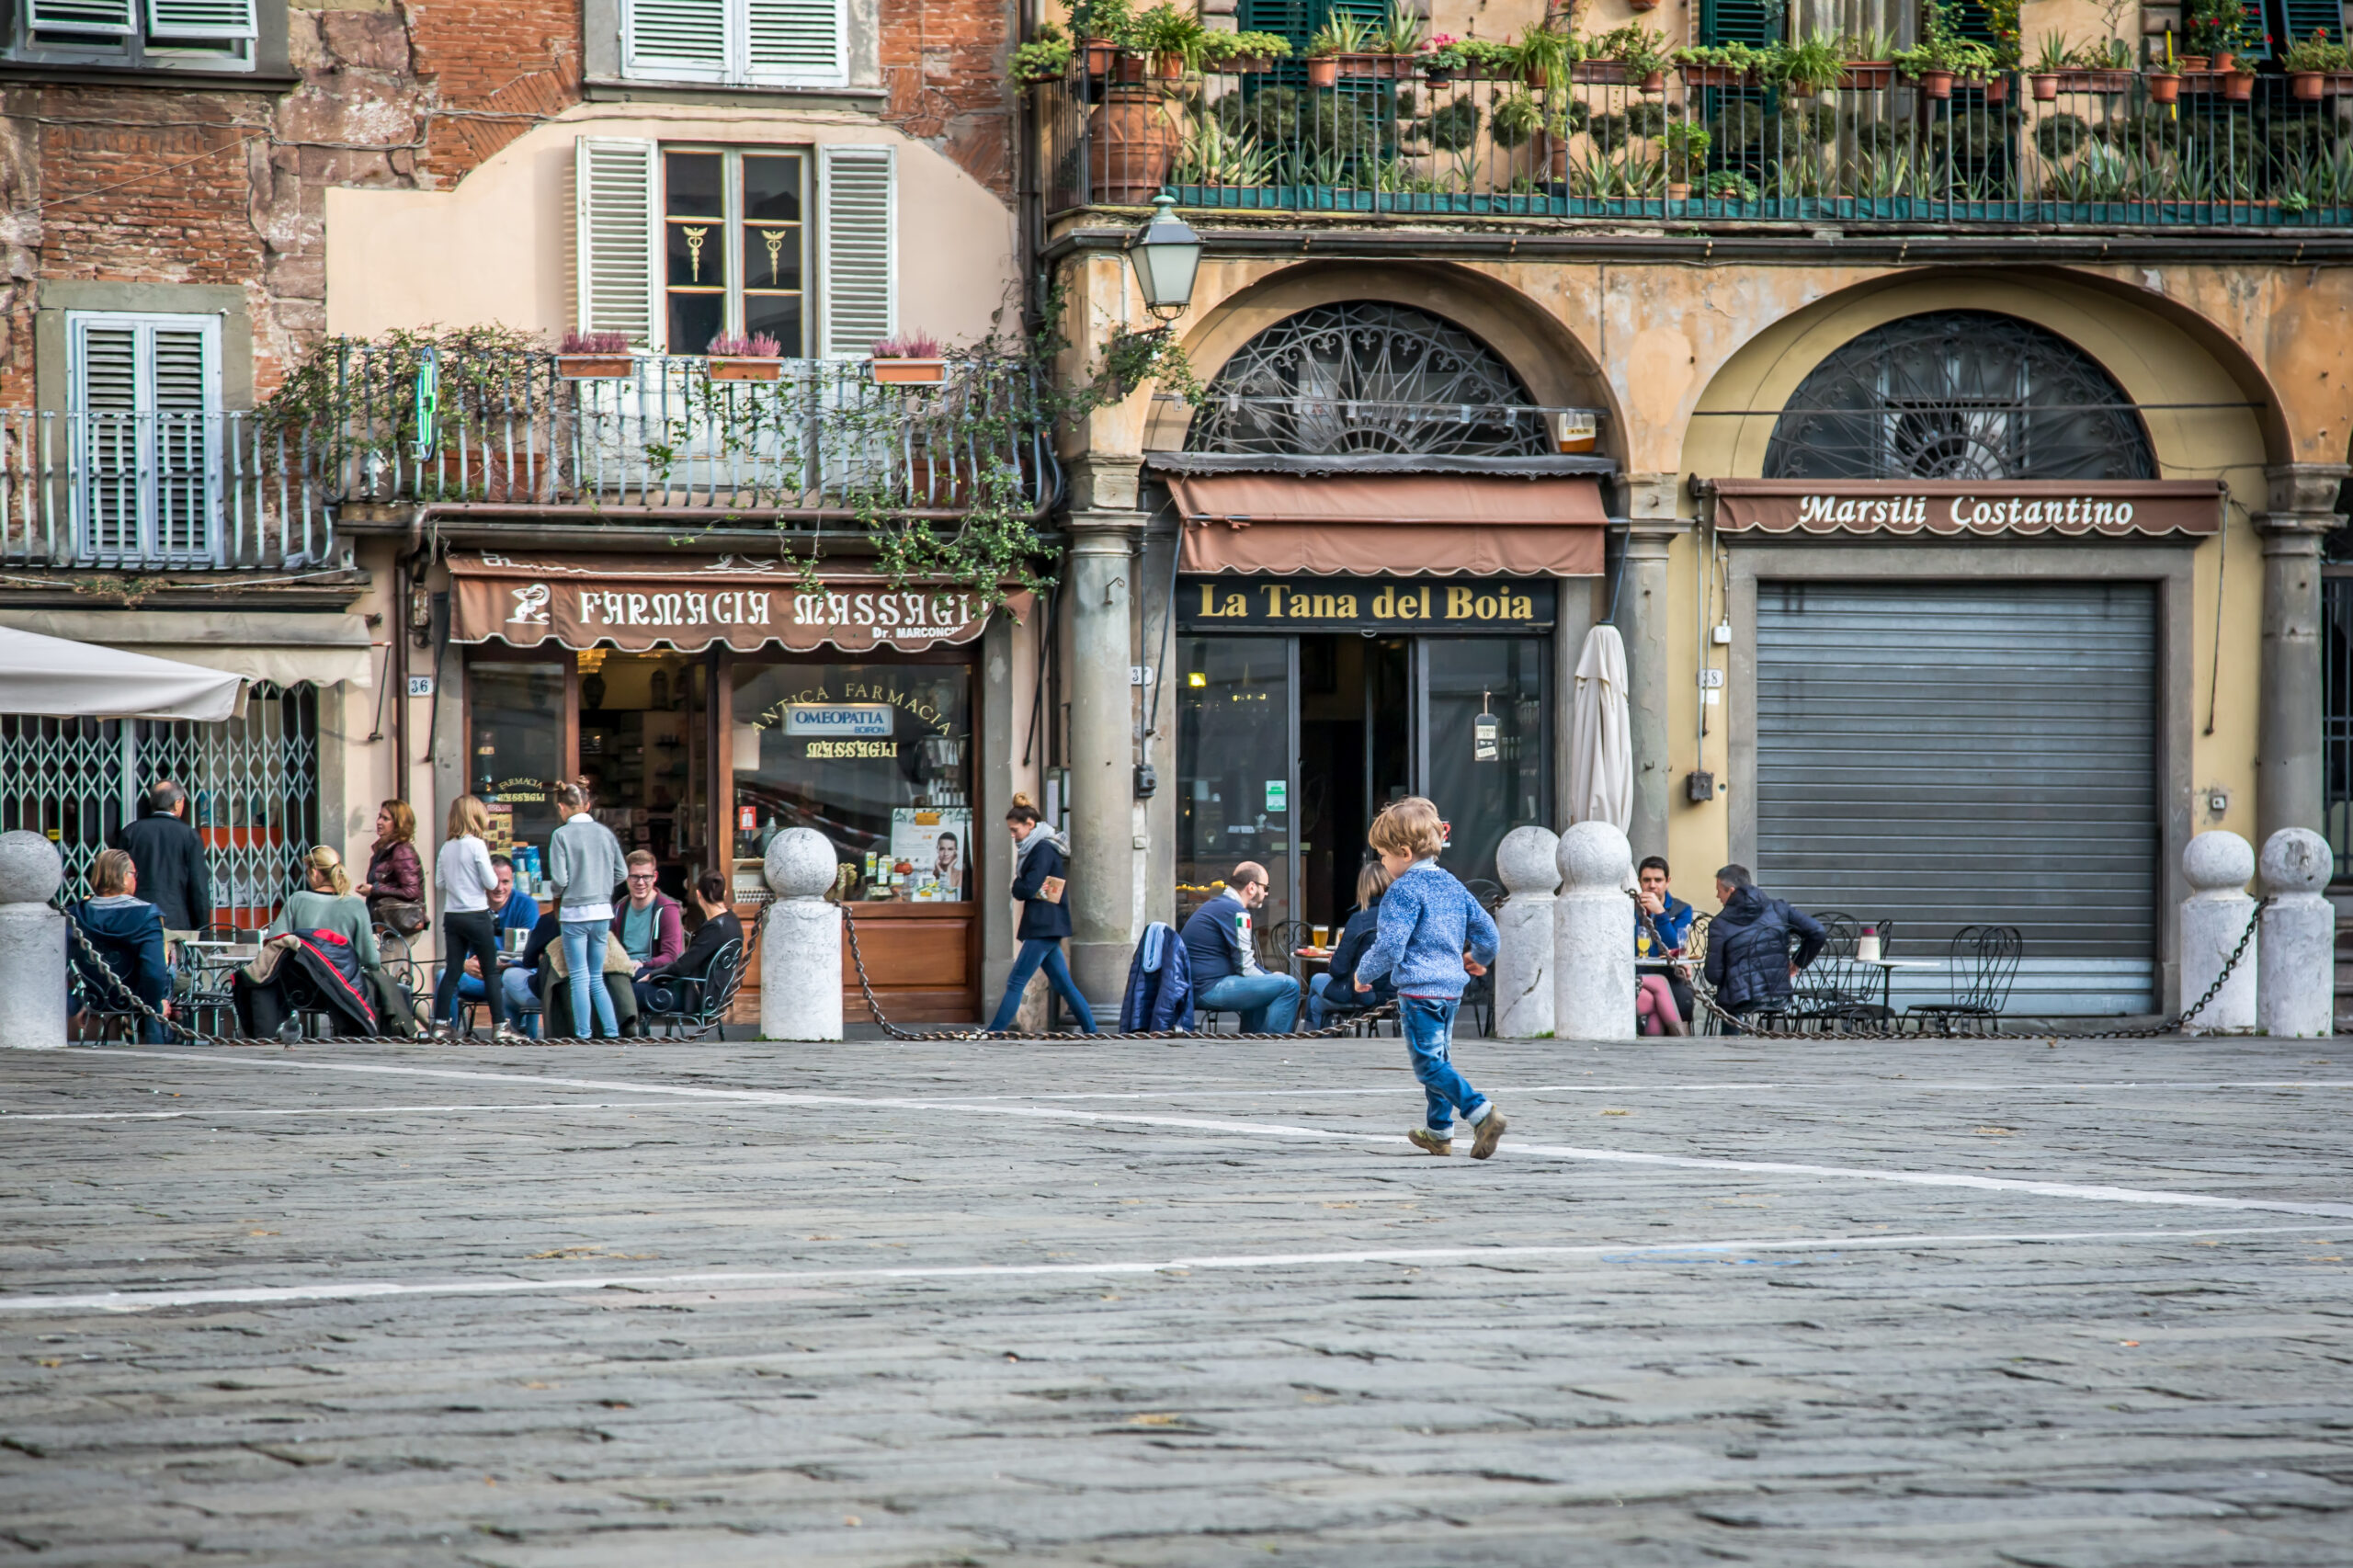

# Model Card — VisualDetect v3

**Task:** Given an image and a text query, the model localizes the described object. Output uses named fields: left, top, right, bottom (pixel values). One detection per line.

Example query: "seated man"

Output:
left=1308, top=861, right=1393, bottom=1028
left=636, top=873, right=743, bottom=1027
left=612, top=850, right=685, bottom=1034
left=1180, top=861, right=1300, bottom=1033
left=450, top=854, right=540, bottom=1019
left=1702, top=863, right=1827, bottom=1031
left=69, top=848, right=172, bottom=1043
left=1634, top=854, right=1697, bottom=1037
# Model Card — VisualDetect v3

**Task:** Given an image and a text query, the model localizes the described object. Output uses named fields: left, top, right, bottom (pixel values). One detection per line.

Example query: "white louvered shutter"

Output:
left=818, top=145, right=894, bottom=358
left=27, top=0, right=136, bottom=32
left=746, top=0, right=846, bottom=84
left=146, top=0, right=256, bottom=38
left=75, top=326, right=140, bottom=558
left=574, top=137, right=660, bottom=348
left=624, top=0, right=728, bottom=79
left=150, top=329, right=211, bottom=559
left=68, top=314, right=219, bottom=563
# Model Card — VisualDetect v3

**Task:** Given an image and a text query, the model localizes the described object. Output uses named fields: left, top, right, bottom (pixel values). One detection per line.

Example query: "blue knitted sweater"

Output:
left=1352, top=859, right=1499, bottom=1000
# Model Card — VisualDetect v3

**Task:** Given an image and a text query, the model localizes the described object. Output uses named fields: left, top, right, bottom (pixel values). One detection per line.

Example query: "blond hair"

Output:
left=91, top=847, right=135, bottom=895
left=306, top=845, right=352, bottom=897
left=445, top=794, right=490, bottom=842
left=1369, top=796, right=1445, bottom=859
left=1355, top=858, right=1393, bottom=909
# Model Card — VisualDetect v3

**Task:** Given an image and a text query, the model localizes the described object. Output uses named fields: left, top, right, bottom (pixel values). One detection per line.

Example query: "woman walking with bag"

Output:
left=983, top=793, right=1097, bottom=1035
left=547, top=780, right=628, bottom=1039
left=430, top=796, right=520, bottom=1042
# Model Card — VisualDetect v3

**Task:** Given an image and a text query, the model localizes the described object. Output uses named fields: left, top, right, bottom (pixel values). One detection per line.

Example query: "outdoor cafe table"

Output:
left=1857, top=957, right=1942, bottom=1013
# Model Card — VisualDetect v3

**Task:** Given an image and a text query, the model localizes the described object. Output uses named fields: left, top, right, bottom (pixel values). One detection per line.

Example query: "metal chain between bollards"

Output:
left=838, top=899, right=1395, bottom=1042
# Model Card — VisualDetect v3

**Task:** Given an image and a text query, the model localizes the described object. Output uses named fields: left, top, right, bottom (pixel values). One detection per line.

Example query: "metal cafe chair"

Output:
left=1905, top=926, right=2023, bottom=1036
left=641, top=938, right=748, bottom=1040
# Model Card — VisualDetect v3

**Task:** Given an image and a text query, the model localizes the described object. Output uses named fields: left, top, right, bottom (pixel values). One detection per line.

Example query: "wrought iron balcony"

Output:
left=1040, top=62, right=2353, bottom=229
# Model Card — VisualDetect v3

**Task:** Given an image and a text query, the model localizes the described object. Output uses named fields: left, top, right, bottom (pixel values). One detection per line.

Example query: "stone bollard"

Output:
left=0, top=831, right=67, bottom=1050
left=2258, top=828, right=2334, bottom=1039
left=1552, top=820, right=1635, bottom=1041
left=2179, top=829, right=2257, bottom=1036
left=762, top=827, right=843, bottom=1042
left=1492, top=825, right=1559, bottom=1039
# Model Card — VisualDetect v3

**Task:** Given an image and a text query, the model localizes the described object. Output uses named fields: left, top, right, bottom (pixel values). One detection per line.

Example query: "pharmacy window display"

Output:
left=731, top=661, right=973, bottom=903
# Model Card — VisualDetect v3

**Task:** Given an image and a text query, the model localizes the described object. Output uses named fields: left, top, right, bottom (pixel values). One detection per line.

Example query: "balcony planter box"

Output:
left=1306, top=54, right=1340, bottom=85
left=1682, top=64, right=1753, bottom=87
left=1225, top=51, right=1280, bottom=73
left=1334, top=51, right=1414, bottom=79
left=2058, top=67, right=2133, bottom=93
left=1956, top=73, right=2008, bottom=102
left=2180, top=67, right=2216, bottom=93
left=2144, top=69, right=2180, bottom=103
left=870, top=358, right=949, bottom=385
left=556, top=355, right=634, bottom=380
left=1572, top=59, right=1627, bottom=84
left=707, top=357, right=783, bottom=381
left=1838, top=59, right=1894, bottom=88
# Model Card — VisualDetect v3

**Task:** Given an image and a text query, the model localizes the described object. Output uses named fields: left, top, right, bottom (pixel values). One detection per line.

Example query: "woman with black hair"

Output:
left=983, top=793, right=1097, bottom=1034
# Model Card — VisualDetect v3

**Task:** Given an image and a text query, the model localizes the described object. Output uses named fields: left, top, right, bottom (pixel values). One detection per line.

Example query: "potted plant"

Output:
left=1197, top=29, right=1290, bottom=72
left=1838, top=28, right=1896, bottom=89
left=1071, top=0, right=1140, bottom=77
left=1676, top=40, right=1760, bottom=88
left=1134, top=3, right=1202, bottom=80
left=2181, top=0, right=2245, bottom=67
left=1422, top=34, right=1464, bottom=82
left=1490, top=88, right=1544, bottom=149
left=870, top=331, right=947, bottom=385
left=2063, top=37, right=2135, bottom=93
left=2028, top=31, right=2070, bottom=98
left=555, top=329, right=633, bottom=380
left=2144, top=60, right=2181, bottom=103
left=1661, top=119, right=1711, bottom=200
left=1764, top=30, right=1846, bottom=97
left=1451, top=37, right=1518, bottom=80
left=706, top=332, right=784, bottom=381
left=1598, top=23, right=1672, bottom=94
left=1305, top=11, right=1368, bottom=86
left=2222, top=54, right=2255, bottom=99
left=1707, top=168, right=1757, bottom=203
left=1013, top=22, right=1073, bottom=84
left=1896, top=3, right=1996, bottom=100
left=1515, top=23, right=1576, bottom=89
left=2282, top=28, right=2351, bottom=98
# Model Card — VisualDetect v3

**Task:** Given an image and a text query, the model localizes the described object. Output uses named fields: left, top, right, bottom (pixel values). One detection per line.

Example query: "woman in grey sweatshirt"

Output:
left=546, top=780, right=629, bottom=1037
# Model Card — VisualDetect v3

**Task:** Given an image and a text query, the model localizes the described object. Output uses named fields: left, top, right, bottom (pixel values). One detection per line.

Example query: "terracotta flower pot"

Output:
left=1640, top=69, right=1665, bottom=94
left=1921, top=69, right=1953, bottom=99
left=2177, top=54, right=2209, bottom=72
left=1572, top=59, right=1628, bottom=84
left=1306, top=54, right=1338, bottom=86
left=2211, top=51, right=2234, bottom=72
left=2029, top=71, right=2058, bottom=100
left=870, top=358, right=949, bottom=385
left=1226, top=51, right=1277, bottom=73
left=2222, top=71, right=2254, bottom=99
left=1089, top=85, right=1178, bottom=203
left=1666, top=180, right=1690, bottom=201
left=1113, top=51, right=1146, bottom=84
left=1152, top=53, right=1185, bottom=80
left=1683, top=64, right=1752, bottom=87
left=2290, top=70, right=2325, bottom=100
left=1084, top=38, right=1116, bottom=75
left=1839, top=60, right=1894, bottom=89
left=707, top=358, right=782, bottom=381
left=2145, top=70, right=2180, bottom=103
left=556, top=355, right=633, bottom=380
left=1982, top=74, right=2008, bottom=102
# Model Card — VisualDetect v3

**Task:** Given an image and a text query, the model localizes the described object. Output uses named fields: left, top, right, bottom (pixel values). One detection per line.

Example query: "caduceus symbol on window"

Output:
left=763, top=229, right=785, bottom=287
left=684, top=225, right=710, bottom=282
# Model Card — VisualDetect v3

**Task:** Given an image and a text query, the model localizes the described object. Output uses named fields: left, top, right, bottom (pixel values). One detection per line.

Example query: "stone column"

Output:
left=0, top=831, right=67, bottom=1049
left=762, top=827, right=842, bottom=1041
left=2179, top=829, right=2257, bottom=1036
left=2258, top=827, right=2334, bottom=1039
left=1065, top=460, right=1145, bottom=1006
left=1493, top=825, right=1559, bottom=1039
left=2255, top=463, right=2348, bottom=843
left=1553, top=820, right=1635, bottom=1040
left=1618, top=473, right=1687, bottom=862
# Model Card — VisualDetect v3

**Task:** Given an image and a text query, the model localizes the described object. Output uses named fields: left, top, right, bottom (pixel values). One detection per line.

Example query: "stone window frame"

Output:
left=35, top=281, right=253, bottom=420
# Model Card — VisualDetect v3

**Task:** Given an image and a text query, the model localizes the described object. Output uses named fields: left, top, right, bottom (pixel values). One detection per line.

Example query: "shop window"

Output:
left=1176, top=636, right=1293, bottom=930
left=575, top=137, right=892, bottom=357
left=470, top=663, right=568, bottom=891
left=732, top=662, right=972, bottom=902
left=1763, top=310, right=2155, bottom=483
left=622, top=0, right=847, bottom=87
left=6, top=0, right=263, bottom=71
left=67, top=311, right=221, bottom=565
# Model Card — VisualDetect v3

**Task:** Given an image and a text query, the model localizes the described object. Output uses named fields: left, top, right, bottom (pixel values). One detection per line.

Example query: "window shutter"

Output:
left=75, top=326, right=138, bottom=414
left=623, top=0, right=728, bottom=78
left=2274, top=0, right=2341, bottom=49
left=152, top=330, right=208, bottom=411
left=1699, top=0, right=1780, bottom=47
left=574, top=137, right=660, bottom=348
left=745, top=0, right=845, bottom=83
left=145, top=0, right=256, bottom=38
left=26, top=0, right=137, bottom=33
left=819, top=145, right=894, bottom=357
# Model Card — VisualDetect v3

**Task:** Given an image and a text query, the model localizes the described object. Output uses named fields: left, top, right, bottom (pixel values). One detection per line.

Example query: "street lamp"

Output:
left=1125, top=193, right=1201, bottom=323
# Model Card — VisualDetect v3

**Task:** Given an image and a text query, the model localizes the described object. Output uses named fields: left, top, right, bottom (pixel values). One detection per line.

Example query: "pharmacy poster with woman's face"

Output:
left=888, top=808, right=971, bottom=902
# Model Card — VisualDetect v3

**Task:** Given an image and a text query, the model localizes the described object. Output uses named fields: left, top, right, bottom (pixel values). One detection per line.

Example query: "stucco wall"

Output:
left=324, top=108, right=1017, bottom=347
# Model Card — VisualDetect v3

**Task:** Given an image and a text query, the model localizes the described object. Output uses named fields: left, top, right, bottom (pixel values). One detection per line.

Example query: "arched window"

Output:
left=1764, top=311, right=2155, bottom=482
left=1185, top=301, right=1548, bottom=458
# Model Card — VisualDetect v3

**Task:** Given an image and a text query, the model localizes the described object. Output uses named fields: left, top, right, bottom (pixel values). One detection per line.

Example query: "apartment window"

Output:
left=621, top=0, right=846, bottom=87
left=67, top=312, right=222, bottom=563
left=9, top=0, right=257, bottom=71
left=576, top=137, right=894, bottom=358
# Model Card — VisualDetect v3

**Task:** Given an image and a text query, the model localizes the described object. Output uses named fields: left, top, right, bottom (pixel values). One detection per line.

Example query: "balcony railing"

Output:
left=1042, top=62, right=2353, bottom=228
left=0, top=355, right=1060, bottom=572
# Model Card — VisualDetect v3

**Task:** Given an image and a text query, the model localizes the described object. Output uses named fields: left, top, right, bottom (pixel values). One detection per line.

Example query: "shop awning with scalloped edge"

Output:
left=1166, top=472, right=1609, bottom=576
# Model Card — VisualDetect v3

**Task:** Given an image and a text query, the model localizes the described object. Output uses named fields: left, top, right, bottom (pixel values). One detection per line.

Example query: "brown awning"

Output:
left=1169, top=473, right=1608, bottom=576
left=448, top=552, right=1026, bottom=653
left=1711, top=478, right=2225, bottom=537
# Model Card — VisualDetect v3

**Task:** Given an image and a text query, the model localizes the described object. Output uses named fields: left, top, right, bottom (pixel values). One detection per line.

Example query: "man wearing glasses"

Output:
left=612, top=850, right=686, bottom=1035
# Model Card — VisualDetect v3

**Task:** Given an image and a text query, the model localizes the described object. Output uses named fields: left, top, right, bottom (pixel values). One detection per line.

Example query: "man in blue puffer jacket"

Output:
left=1702, top=863, right=1826, bottom=1030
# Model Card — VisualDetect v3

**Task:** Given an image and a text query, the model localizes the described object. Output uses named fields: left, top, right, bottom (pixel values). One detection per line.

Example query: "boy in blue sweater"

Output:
left=1353, top=797, right=1507, bottom=1159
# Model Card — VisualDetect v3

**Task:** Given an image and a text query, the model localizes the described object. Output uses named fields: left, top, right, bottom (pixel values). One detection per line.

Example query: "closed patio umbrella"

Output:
left=1565, top=624, right=1631, bottom=834
left=0, top=626, right=246, bottom=722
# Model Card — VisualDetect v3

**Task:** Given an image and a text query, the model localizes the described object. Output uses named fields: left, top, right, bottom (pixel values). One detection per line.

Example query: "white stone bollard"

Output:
left=1492, top=825, right=1559, bottom=1039
left=0, top=831, right=67, bottom=1050
left=2258, top=827, right=2334, bottom=1039
left=1552, top=821, right=1635, bottom=1041
left=2180, top=829, right=2258, bottom=1035
left=762, top=827, right=844, bottom=1042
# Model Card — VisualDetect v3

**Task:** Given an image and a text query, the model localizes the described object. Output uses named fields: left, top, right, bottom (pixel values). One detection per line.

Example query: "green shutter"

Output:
left=1699, top=0, right=1780, bottom=48
left=1239, top=0, right=1381, bottom=54
left=1944, top=0, right=1997, bottom=40
left=2273, top=0, right=2341, bottom=48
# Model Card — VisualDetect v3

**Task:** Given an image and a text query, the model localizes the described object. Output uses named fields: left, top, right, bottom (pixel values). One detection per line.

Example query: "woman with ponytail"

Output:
left=982, top=793, right=1097, bottom=1035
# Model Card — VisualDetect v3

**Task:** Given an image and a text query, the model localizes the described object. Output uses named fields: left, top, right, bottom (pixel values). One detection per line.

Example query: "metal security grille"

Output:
left=2325, top=574, right=2353, bottom=881
left=0, top=682, right=320, bottom=923
left=1756, top=582, right=2158, bottom=1016
left=1185, top=301, right=1549, bottom=458
left=1764, top=312, right=2155, bottom=483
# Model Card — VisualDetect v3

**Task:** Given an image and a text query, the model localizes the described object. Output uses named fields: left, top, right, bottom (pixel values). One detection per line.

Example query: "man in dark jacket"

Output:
left=69, top=849, right=173, bottom=1042
left=1702, top=863, right=1827, bottom=1028
left=113, top=781, right=211, bottom=933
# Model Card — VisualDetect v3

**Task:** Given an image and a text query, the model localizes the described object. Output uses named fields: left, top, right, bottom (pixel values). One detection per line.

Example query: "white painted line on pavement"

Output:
left=0, top=1222, right=2334, bottom=1314
left=0, top=1101, right=706, bottom=1121
left=54, top=1050, right=2353, bottom=1222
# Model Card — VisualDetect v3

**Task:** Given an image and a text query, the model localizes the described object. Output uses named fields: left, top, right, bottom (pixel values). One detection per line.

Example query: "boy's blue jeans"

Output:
left=1401, top=995, right=1490, bottom=1137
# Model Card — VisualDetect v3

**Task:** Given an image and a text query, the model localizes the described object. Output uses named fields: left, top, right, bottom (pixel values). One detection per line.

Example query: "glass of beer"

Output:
left=1312, top=925, right=1330, bottom=949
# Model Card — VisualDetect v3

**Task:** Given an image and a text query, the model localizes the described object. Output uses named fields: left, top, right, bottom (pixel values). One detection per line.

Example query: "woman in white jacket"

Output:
left=432, top=794, right=519, bottom=1041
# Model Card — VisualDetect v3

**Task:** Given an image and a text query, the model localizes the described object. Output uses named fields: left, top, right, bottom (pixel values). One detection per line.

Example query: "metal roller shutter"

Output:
left=1756, top=581, right=2158, bottom=1016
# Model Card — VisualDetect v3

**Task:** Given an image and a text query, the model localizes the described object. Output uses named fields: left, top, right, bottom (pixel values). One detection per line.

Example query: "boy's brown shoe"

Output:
left=1407, top=1128, right=1453, bottom=1156
left=1470, top=1108, right=1507, bottom=1160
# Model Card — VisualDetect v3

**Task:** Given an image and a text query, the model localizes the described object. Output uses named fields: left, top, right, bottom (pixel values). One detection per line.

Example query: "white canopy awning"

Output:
left=0, top=609, right=373, bottom=689
left=0, top=626, right=247, bottom=721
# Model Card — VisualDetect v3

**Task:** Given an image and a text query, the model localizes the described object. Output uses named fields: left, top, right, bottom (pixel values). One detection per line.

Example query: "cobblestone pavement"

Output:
left=0, top=1031, right=2348, bottom=1566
